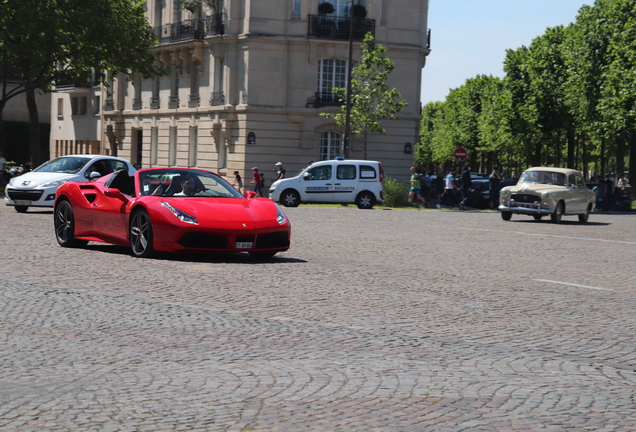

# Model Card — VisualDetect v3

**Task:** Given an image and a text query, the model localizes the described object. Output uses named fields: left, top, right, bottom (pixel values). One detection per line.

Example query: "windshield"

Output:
left=139, top=169, right=244, bottom=198
left=519, top=170, right=566, bottom=186
left=34, top=156, right=91, bottom=174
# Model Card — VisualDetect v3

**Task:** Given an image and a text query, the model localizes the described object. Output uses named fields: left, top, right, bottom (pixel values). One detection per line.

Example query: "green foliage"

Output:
left=417, top=0, right=636, bottom=183
left=382, top=177, right=410, bottom=208
left=321, top=33, right=407, bottom=157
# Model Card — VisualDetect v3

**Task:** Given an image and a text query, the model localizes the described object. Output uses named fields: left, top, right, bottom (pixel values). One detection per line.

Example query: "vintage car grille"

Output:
left=511, top=193, right=541, bottom=203
left=256, top=231, right=289, bottom=249
left=7, top=190, right=44, bottom=201
left=178, top=232, right=227, bottom=249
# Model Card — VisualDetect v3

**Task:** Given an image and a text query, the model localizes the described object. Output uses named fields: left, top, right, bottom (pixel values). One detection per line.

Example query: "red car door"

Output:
left=90, top=179, right=132, bottom=245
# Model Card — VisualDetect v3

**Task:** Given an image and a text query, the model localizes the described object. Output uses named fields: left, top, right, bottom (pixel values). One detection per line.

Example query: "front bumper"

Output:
left=4, top=187, right=57, bottom=207
left=498, top=203, right=554, bottom=214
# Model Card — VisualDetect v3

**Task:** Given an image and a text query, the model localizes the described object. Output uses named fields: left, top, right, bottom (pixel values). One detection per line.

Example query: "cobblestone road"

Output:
left=1, top=203, right=636, bottom=431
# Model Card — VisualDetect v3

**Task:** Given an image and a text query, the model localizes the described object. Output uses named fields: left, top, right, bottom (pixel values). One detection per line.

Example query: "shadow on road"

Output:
left=85, top=243, right=306, bottom=264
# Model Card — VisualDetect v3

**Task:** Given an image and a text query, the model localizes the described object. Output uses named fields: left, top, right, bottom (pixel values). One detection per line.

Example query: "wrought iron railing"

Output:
left=210, top=91, right=226, bottom=106
left=150, top=97, right=160, bottom=109
left=132, top=98, right=142, bottom=110
left=307, top=15, right=375, bottom=41
left=104, top=99, right=114, bottom=111
left=306, top=91, right=342, bottom=108
left=154, top=14, right=225, bottom=44
left=169, top=95, right=179, bottom=109
left=188, top=94, right=201, bottom=108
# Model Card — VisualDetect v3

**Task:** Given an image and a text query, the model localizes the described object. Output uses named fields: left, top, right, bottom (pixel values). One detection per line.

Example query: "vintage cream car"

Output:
left=499, top=167, right=596, bottom=223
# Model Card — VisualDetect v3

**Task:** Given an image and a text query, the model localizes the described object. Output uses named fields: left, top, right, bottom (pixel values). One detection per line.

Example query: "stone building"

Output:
left=50, top=0, right=430, bottom=182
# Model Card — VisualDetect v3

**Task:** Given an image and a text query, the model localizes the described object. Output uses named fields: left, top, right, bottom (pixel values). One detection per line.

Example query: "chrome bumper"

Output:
left=498, top=204, right=554, bottom=214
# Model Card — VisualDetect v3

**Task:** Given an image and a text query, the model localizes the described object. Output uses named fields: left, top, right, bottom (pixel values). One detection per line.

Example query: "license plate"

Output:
left=15, top=200, right=31, bottom=206
left=235, top=242, right=253, bottom=249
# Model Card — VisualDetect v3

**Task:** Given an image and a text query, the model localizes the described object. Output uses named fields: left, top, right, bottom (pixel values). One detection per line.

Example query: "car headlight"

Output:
left=275, top=204, right=288, bottom=225
left=8, top=177, right=16, bottom=186
left=541, top=192, right=552, bottom=200
left=500, top=189, right=511, bottom=198
left=269, top=180, right=279, bottom=191
left=160, top=202, right=198, bottom=225
left=40, top=177, right=73, bottom=188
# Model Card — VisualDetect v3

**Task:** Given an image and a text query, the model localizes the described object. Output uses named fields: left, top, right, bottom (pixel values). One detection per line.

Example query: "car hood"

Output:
left=157, top=197, right=284, bottom=229
left=505, top=181, right=567, bottom=193
left=9, top=172, right=80, bottom=188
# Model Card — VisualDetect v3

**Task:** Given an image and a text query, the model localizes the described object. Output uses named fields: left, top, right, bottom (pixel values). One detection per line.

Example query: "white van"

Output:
left=268, top=158, right=384, bottom=209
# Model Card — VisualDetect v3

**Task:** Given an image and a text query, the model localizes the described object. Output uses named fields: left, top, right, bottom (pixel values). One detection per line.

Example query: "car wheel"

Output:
left=501, top=211, right=512, bottom=221
left=356, top=192, right=376, bottom=209
left=533, top=215, right=542, bottom=221
left=54, top=199, right=88, bottom=248
left=579, top=204, right=592, bottom=223
left=249, top=251, right=277, bottom=259
left=551, top=201, right=564, bottom=223
left=130, top=209, right=155, bottom=258
left=15, top=205, right=28, bottom=213
left=280, top=189, right=300, bottom=207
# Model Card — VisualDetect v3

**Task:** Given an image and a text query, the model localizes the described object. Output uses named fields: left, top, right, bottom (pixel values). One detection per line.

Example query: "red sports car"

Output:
left=54, top=168, right=291, bottom=258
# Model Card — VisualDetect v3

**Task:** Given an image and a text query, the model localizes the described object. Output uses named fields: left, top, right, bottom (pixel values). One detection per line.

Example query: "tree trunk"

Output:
left=22, top=63, right=41, bottom=167
left=616, top=136, right=626, bottom=177
left=566, top=127, right=575, bottom=168
left=629, top=132, right=636, bottom=188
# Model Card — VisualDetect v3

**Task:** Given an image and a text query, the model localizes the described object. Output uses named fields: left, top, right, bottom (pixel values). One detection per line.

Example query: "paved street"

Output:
left=1, top=203, right=636, bottom=431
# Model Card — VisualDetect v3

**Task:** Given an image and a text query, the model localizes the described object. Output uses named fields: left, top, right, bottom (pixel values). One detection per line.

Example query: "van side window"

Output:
left=576, top=175, right=584, bottom=187
left=360, top=165, right=377, bottom=179
left=305, top=165, right=332, bottom=181
left=337, top=165, right=357, bottom=180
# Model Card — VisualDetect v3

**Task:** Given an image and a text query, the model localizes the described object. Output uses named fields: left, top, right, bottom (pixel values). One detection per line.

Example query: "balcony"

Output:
left=306, top=91, right=342, bottom=108
left=168, top=95, right=179, bottom=109
left=150, top=97, right=160, bottom=109
left=188, top=94, right=200, bottom=108
left=132, top=98, right=142, bottom=110
left=307, top=15, right=375, bottom=41
left=209, top=91, right=226, bottom=106
left=154, top=13, right=225, bottom=45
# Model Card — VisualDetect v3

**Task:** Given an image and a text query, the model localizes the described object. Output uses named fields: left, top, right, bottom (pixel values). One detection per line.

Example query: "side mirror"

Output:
left=89, top=171, right=101, bottom=179
left=303, top=173, right=310, bottom=180
left=244, top=190, right=257, bottom=199
left=104, top=189, right=125, bottom=199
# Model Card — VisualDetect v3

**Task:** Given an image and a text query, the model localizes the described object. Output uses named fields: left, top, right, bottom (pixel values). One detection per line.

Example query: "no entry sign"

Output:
left=454, top=147, right=467, bottom=162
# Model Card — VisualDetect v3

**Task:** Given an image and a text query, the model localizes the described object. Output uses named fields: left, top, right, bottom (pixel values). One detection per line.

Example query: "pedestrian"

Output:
left=421, top=172, right=433, bottom=200
left=251, top=167, right=264, bottom=197
left=489, top=167, right=502, bottom=210
left=274, top=162, right=286, bottom=180
left=435, top=164, right=444, bottom=198
left=232, top=170, right=243, bottom=193
left=460, top=163, right=472, bottom=209
left=603, top=172, right=614, bottom=210
left=0, top=151, right=6, bottom=187
left=438, top=167, right=460, bottom=209
left=617, top=173, right=629, bottom=190
left=408, top=167, right=428, bottom=207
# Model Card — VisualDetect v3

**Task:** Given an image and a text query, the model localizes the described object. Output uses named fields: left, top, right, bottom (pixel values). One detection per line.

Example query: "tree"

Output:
left=321, top=33, right=407, bottom=159
left=0, top=0, right=162, bottom=166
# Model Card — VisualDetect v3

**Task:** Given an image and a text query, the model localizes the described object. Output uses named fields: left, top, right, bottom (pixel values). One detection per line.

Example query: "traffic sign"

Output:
left=454, top=147, right=467, bottom=161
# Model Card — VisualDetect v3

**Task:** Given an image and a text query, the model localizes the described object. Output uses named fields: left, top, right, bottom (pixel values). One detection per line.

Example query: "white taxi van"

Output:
left=268, top=158, right=384, bottom=209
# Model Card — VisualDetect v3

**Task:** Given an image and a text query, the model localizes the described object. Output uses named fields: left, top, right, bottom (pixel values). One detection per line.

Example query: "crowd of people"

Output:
left=410, top=163, right=503, bottom=211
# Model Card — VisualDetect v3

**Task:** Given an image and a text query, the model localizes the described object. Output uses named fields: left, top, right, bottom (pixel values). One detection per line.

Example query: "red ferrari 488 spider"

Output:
left=54, top=168, right=291, bottom=258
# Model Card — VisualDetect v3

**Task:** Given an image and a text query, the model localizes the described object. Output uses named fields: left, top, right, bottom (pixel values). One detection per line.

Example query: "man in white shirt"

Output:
left=0, top=151, right=7, bottom=187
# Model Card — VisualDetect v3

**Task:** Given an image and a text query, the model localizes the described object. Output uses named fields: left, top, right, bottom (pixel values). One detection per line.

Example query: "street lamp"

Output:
left=341, top=1, right=355, bottom=160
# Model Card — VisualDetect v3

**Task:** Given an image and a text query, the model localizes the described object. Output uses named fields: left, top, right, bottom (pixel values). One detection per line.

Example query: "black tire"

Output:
left=130, top=209, right=155, bottom=258
left=579, top=204, right=591, bottom=223
left=356, top=192, right=376, bottom=209
left=533, top=215, right=542, bottom=221
left=501, top=211, right=512, bottom=221
left=54, top=199, right=88, bottom=248
left=551, top=201, right=564, bottom=223
left=280, top=189, right=300, bottom=207
left=15, top=205, right=28, bottom=213
left=249, top=251, right=277, bottom=259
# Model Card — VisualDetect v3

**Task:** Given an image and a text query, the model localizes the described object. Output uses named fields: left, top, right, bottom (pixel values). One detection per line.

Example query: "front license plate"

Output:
left=15, top=200, right=31, bottom=206
left=235, top=242, right=253, bottom=249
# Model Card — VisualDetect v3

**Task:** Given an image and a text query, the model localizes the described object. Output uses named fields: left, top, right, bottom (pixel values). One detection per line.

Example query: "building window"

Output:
left=292, top=0, right=301, bottom=15
left=151, top=77, right=160, bottom=109
left=133, top=73, right=142, bottom=110
left=189, top=126, right=198, bottom=167
left=169, top=65, right=179, bottom=109
left=319, top=131, right=341, bottom=161
left=94, top=95, right=100, bottom=114
left=57, top=98, right=63, bottom=117
left=71, top=96, right=88, bottom=115
left=169, top=126, right=177, bottom=166
left=317, top=59, right=346, bottom=93
left=151, top=126, right=158, bottom=166
left=319, top=0, right=365, bottom=16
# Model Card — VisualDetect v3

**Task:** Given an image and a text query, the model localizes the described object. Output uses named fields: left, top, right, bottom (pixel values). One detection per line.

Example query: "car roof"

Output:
left=524, top=167, right=581, bottom=174
left=58, top=154, right=129, bottom=162
left=312, top=159, right=380, bottom=164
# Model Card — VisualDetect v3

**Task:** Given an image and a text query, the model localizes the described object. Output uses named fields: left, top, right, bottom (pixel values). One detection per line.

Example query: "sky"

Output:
left=420, top=0, right=592, bottom=105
